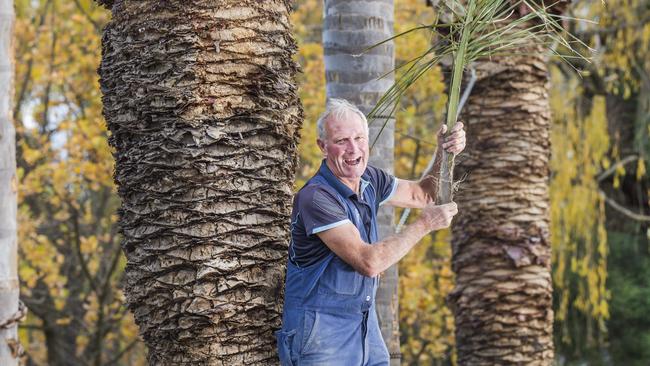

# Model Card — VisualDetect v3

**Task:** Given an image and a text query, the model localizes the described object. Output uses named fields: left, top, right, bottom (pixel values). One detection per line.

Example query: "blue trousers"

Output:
left=277, top=307, right=390, bottom=366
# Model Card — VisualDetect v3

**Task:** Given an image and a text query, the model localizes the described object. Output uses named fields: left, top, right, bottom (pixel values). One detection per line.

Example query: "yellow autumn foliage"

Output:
left=549, top=65, right=611, bottom=345
left=15, top=0, right=144, bottom=364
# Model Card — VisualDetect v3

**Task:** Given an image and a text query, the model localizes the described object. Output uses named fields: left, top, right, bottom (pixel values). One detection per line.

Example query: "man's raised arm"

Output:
left=316, top=202, right=458, bottom=277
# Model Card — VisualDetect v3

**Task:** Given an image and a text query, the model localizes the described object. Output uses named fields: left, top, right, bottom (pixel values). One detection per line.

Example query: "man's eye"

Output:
left=355, top=137, right=365, bottom=141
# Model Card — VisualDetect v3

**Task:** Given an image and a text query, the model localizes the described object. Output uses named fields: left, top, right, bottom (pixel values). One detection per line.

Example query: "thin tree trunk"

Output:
left=448, top=46, right=554, bottom=365
left=0, top=0, right=19, bottom=364
left=97, top=1, right=302, bottom=364
left=323, top=1, right=399, bottom=363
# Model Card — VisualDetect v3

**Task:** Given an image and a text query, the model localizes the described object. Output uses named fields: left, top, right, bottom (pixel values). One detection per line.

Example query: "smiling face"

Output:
left=317, top=112, right=369, bottom=190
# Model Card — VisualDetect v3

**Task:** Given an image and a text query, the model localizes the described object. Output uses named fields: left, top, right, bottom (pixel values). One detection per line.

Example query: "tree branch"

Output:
left=72, top=0, right=101, bottom=33
left=40, top=3, right=58, bottom=136
left=69, top=202, right=100, bottom=295
left=13, top=0, right=53, bottom=121
left=104, top=339, right=139, bottom=366
left=596, top=154, right=639, bottom=182
left=18, top=324, right=43, bottom=330
left=599, top=189, right=650, bottom=222
left=595, top=155, right=649, bottom=221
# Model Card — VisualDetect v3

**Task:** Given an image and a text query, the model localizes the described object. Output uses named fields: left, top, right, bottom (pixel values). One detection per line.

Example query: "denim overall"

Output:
left=276, top=170, right=390, bottom=365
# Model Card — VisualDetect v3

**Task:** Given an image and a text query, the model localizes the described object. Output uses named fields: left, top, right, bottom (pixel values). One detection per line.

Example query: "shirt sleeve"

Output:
left=365, top=165, right=398, bottom=206
left=298, top=186, right=351, bottom=235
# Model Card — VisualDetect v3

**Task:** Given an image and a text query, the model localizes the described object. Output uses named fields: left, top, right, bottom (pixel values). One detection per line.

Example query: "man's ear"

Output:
left=317, top=139, right=326, bottom=156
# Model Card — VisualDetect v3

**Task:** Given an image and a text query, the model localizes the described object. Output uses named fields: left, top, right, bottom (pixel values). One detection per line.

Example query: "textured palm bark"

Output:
left=0, top=1, right=19, bottom=364
left=98, top=1, right=302, bottom=364
left=323, top=1, right=400, bottom=363
left=448, top=46, right=554, bottom=365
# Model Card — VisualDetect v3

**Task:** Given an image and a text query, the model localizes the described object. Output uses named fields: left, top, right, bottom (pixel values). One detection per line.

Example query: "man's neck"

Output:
left=325, top=160, right=361, bottom=194
left=339, top=176, right=360, bottom=195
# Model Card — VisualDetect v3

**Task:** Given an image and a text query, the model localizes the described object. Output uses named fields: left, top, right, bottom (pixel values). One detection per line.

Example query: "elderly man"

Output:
left=276, top=99, right=465, bottom=365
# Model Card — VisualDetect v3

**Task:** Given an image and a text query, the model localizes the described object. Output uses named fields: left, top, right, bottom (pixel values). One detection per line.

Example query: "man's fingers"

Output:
left=442, top=135, right=466, bottom=148
left=441, top=123, right=464, bottom=136
left=443, top=136, right=464, bottom=146
left=445, top=142, right=465, bottom=154
left=426, top=202, right=457, bottom=212
left=423, top=202, right=459, bottom=230
left=444, top=133, right=465, bottom=145
left=443, top=126, right=466, bottom=154
left=442, top=202, right=457, bottom=211
left=446, top=129, right=465, bottom=139
left=445, top=203, right=458, bottom=216
left=443, top=141, right=465, bottom=154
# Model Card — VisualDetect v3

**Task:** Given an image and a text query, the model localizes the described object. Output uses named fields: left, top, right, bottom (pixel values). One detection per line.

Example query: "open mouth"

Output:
left=344, top=157, right=362, bottom=166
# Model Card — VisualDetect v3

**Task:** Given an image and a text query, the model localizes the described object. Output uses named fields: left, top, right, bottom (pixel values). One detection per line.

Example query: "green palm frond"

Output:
left=368, top=0, right=593, bottom=202
left=372, top=0, right=591, bottom=125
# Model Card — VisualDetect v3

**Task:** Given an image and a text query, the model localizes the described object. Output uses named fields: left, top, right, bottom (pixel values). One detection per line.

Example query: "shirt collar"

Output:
left=318, top=160, right=370, bottom=199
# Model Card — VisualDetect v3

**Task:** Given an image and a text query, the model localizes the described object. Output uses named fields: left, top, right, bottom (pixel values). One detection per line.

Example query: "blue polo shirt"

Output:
left=289, top=160, right=398, bottom=267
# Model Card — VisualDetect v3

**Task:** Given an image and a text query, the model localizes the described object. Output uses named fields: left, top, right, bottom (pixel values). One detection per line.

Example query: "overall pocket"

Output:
left=300, top=310, right=363, bottom=362
left=317, top=257, right=361, bottom=296
left=275, top=329, right=296, bottom=366
left=300, top=310, right=318, bottom=355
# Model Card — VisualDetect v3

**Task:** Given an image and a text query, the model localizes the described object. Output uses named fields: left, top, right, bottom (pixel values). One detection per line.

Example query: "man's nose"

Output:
left=345, top=140, right=359, bottom=153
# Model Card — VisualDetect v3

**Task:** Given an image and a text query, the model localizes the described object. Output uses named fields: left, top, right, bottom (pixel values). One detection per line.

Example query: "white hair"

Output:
left=316, top=98, right=369, bottom=140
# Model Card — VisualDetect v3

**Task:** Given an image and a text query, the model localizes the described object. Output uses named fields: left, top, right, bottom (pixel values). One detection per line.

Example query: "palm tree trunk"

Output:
left=323, top=1, right=399, bottom=364
left=448, top=45, right=554, bottom=365
left=97, top=1, right=302, bottom=364
left=0, top=1, right=19, bottom=365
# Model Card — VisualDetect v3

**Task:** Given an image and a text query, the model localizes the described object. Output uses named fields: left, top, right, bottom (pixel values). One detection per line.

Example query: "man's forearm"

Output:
left=362, top=218, right=431, bottom=277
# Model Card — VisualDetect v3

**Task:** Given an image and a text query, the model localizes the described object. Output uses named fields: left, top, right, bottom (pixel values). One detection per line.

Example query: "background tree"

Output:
left=96, top=0, right=302, bottom=364
left=550, top=0, right=650, bottom=364
left=450, top=40, right=556, bottom=364
left=13, top=1, right=144, bottom=364
left=322, top=1, right=400, bottom=362
left=549, top=66, right=613, bottom=365
left=0, top=0, right=21, bottom=364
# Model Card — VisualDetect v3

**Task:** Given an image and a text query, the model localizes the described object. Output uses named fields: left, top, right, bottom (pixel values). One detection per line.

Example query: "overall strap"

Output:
left=309, top=175, right=363, bottom=229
